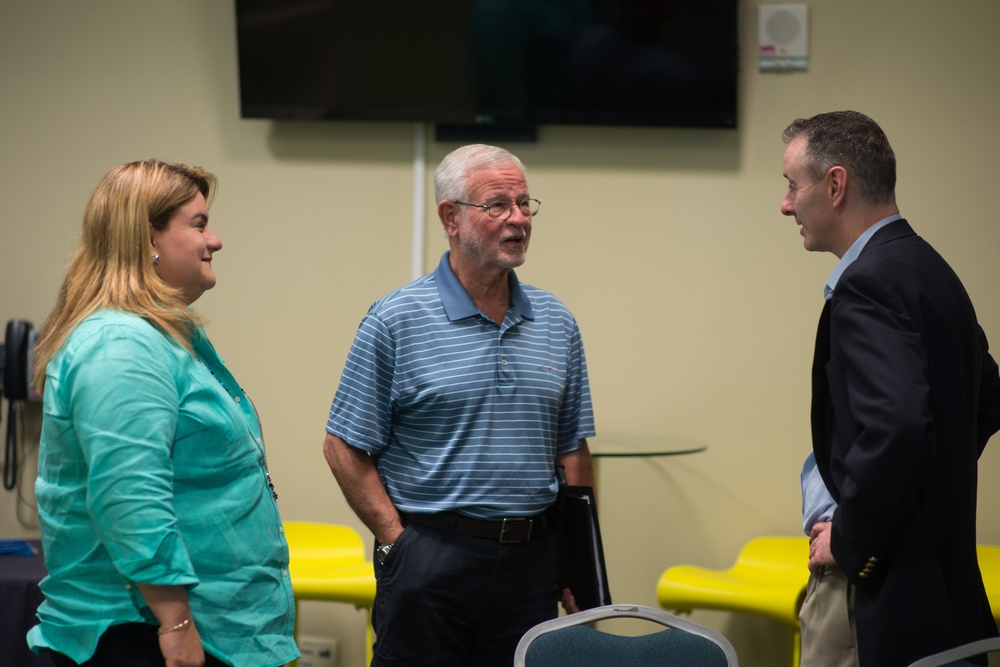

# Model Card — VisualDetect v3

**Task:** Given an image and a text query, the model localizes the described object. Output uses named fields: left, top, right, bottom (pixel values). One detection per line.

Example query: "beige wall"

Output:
left=2, top=2, right=999, bottom=665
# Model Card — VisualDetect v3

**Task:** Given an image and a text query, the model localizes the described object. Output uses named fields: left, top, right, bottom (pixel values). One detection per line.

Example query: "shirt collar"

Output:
left=824, top=214, right=902, bottom=300
left=434, top=251, right=534, bottom=321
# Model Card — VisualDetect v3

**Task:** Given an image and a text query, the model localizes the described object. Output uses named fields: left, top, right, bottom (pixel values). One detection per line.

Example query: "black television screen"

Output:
left=235, top=0, right=739, bottom=134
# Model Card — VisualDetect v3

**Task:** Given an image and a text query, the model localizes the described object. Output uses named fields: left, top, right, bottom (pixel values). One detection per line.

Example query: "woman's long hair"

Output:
left=32, top=160, right=217, bottom=391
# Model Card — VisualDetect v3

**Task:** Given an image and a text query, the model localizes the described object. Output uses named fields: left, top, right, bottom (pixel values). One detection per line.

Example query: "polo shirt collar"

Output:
left=435, top=251, right=534, bottom=321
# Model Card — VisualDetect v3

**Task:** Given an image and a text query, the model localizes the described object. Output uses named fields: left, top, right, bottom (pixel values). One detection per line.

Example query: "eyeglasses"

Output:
left=453, top=199, right=541, bottom=220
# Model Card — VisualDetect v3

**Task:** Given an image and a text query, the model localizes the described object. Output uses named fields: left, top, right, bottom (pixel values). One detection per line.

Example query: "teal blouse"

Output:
left=28, top=310, right=298, bottom=666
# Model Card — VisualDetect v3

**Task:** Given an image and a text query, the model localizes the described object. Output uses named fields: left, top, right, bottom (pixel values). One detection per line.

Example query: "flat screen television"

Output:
left=235, top=0, right=739, bottom=139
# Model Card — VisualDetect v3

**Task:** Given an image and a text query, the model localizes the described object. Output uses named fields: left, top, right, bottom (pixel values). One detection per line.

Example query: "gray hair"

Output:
left=433, top=144, right=527, bottom=203
left=782, top=110, right=896, bottom=206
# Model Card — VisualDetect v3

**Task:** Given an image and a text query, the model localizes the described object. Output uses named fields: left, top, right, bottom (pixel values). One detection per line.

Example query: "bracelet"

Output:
left=157, top=618, right=192, bottom=635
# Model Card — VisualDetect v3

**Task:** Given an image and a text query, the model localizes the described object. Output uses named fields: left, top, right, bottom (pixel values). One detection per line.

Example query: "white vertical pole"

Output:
left=411, top=123, right=427, bottom=281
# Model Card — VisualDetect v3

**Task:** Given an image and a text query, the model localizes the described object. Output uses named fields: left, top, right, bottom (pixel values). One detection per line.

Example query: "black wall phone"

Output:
left=3, top=319, right=34, bottom=400
left=2, top=319, right=36, bottom=490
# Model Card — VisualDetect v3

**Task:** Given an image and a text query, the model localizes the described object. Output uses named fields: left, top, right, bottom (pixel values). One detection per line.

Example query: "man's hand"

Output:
left=808, top=521, right=838, bottom=572
left=560, top=588, right=580, bottom=614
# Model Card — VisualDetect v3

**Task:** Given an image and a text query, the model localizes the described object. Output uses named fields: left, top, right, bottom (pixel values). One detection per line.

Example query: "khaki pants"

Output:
left=800, top=566, right=859, bottom=667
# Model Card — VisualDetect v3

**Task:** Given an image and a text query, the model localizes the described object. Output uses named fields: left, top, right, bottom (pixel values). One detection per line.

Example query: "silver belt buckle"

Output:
left=499, top=517, right=533, bottom=543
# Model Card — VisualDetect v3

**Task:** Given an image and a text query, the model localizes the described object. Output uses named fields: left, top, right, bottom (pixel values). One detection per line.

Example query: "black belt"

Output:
left=402, top=511, right=546, bottom=543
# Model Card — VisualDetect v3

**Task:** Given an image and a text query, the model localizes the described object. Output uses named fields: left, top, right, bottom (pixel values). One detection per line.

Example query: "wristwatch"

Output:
left=376, top=543, right=394, bottom=564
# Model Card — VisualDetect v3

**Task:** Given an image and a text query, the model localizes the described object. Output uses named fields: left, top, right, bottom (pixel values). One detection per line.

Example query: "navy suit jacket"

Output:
left=811, top=219, right=1000, bottom=667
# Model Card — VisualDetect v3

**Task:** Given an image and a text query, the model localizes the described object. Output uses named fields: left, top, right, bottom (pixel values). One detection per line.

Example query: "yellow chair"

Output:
left=657, top=536, right=810, bottom=667
left=284, top=521, right=377, bottom=666
left=658, top=540, right=1000, bottom=666
left=977, top=544, right=1000, bottom=628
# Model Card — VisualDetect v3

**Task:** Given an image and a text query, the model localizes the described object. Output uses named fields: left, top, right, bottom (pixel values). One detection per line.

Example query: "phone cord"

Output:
left=3, top=401, right=17, bottom=491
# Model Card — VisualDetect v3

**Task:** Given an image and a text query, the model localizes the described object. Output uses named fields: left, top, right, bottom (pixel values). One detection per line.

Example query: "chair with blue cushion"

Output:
left=906, top=637, right=1000, bottom=667
left=513, top=603, right=738, bottom=667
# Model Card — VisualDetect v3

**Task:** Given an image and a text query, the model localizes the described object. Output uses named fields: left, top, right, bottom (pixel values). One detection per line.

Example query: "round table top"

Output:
left=589, top=434, right=707, bottom=458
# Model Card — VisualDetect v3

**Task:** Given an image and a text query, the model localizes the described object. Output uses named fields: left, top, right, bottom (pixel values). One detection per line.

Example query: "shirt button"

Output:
left=500, top=359, right=508, bottom=366
left=234, top=396, right=241, bottom=403
left=282, top=569, right=289, bottom=577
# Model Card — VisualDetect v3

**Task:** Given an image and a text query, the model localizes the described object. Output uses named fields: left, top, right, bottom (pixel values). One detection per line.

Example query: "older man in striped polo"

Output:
left=323, top=144, right=597, bottom=667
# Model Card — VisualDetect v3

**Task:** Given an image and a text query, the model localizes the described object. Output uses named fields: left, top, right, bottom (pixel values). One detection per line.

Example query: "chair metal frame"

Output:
left=513, top=603, right=739, bottom=667
left=907, top=637, right=1000, bottom=667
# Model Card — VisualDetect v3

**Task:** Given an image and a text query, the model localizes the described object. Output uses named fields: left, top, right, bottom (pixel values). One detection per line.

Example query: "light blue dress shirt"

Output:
left=29, top=310, right=298, bottom=666
left=801, top=214, right=902, bottom=534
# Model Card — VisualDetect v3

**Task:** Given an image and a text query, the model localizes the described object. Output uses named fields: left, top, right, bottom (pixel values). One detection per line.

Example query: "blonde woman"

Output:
left=27, top=160, right=298, bottom=667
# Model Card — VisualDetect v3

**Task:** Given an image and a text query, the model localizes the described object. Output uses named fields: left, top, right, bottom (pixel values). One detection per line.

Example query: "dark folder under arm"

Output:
left=555, top=466, right=612, bottom=610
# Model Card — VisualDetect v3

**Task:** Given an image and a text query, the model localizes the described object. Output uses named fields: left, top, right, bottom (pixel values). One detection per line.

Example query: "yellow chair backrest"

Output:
left=657, top=535, right=810, bottom=626
left=734, top=536, right=810, bottom=581
left=285, top=521, right=368, bottom=569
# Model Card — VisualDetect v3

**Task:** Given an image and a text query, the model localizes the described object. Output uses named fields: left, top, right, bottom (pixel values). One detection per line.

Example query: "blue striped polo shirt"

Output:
left=326, top=252, right=596, bottom=519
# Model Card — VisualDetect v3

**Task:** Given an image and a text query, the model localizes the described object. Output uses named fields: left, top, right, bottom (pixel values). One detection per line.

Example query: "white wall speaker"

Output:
left=758, top=4, right=809, bottom=71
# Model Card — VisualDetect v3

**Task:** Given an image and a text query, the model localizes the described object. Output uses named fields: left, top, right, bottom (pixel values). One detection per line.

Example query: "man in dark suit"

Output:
left=781, top=110, right=1000, bottom=667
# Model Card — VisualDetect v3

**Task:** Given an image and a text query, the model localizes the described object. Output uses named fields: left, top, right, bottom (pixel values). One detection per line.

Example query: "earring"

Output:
left=153, top=254, right=159, bottom=265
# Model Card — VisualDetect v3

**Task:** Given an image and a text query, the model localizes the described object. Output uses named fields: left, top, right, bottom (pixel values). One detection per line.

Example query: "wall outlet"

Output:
left=298, top=635, right=339, bottom=667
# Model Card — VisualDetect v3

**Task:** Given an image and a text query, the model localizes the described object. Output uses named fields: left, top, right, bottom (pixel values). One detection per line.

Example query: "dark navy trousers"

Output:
left=371, top=520, right=559, bottom=667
